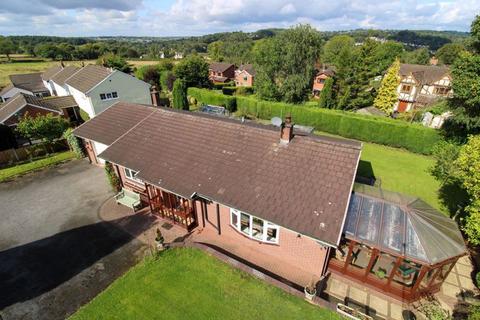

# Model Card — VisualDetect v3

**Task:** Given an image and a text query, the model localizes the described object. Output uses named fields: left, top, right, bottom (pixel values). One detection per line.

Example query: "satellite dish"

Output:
left=271, top=117, right=282, bottom=127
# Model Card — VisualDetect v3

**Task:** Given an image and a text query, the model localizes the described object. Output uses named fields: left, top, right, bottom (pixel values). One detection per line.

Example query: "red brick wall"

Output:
left=235, top=71, right=254, bottom=87
left=199, top=201, right=329, bottom=285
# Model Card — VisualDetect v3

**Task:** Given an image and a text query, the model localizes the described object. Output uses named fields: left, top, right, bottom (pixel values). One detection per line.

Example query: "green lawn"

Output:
left=0, top=151, right=76, bottom=182
left=357, top=142, right=444, bottom=213
left=70, top=248, right=340, bottom=320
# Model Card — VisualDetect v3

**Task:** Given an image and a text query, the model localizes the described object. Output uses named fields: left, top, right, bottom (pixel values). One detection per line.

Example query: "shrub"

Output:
left=105, top=162, right=121, bottom=192
left=63, top=128, right=85, bottom=159
left=188, top=88, right=443, bottom=154
left=236, top=86, right=254, bottom=96
left=188, top=88, right=236, bottom=112
left=476, top=272, right=480, bottom=289
left=222, top=86, right=237, bottom=96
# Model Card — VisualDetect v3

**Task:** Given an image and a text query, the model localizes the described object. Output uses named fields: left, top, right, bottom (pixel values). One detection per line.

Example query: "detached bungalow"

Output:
left=0, top=93, right=80, bottom=127
left=74, top=102, right=466, bottom=302
left=0, top=73, right=50, bottom=102
left=209, top=62, right=235, bottom=83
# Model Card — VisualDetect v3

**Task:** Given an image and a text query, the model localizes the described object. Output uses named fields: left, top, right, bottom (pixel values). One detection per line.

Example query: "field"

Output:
left=70, top=248, right=340, bottom=320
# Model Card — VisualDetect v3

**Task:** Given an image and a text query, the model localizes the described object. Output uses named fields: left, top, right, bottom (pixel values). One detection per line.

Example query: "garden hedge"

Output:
left=188, top=88, right=443, bottom=154
left=188, top=87, right=237, bottom=112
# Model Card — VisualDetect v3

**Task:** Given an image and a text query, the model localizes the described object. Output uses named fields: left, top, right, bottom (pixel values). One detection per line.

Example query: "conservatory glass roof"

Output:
left=343, top=184, right=466, bottom=265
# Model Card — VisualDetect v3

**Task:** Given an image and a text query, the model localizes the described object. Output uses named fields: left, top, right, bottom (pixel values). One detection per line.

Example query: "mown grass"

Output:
left=70, top=248, right=340, bottom=320
left=0, top=151, right=75, bottom=182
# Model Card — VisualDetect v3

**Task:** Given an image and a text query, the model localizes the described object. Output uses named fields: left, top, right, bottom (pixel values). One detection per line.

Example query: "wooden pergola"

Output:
left=328, top=185, right=467, bottom=302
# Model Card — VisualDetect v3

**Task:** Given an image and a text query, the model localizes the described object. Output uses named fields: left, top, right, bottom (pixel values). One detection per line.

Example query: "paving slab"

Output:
left=349, top=286, right=368, bottom=305
left=389, top=302, right=403, bottom=320
left=368, top=295, right=389, bottom=317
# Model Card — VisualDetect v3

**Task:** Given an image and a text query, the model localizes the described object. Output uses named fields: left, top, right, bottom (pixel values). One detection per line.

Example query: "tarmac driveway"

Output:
left=0, top=160, right=151, bottom=320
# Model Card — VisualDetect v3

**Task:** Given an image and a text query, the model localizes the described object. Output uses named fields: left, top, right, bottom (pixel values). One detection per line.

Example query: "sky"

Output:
left=0, top=0, right=479, bottom=37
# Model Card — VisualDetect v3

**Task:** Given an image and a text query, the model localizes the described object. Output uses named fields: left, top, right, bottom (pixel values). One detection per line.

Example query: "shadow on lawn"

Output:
left=0, top=214, right=154, bottom=309
left=355, top=160, right=376, bottom=186
left=437, top=181, right=470, bottom=221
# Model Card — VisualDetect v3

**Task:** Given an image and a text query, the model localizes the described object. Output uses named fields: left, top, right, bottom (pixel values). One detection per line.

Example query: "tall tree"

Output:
left=373, top=59, right=400, bottom=114
left=174, top=55, right=210, bottom=88
left=318, top=78, right=335, bottom=109
left=436, top=43, right=466, bottom=65
left=0, top=37, right=17, bottom=61
left=322, top=35, right=355, bottom=66
left=253, top=24, right=322, bottom=103
left=401, top=48, right=430, bottom=65
left=172, top=79, right=188, bottom=110
left=471, top=15, right=480, bottom=53
left=97, top=53, right=131, bottom=73
left=16, top=113, right=69, bottom=146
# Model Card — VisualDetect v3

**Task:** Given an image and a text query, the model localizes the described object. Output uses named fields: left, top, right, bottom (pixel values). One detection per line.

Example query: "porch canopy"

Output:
left=343, top=184, right=466, bottom=266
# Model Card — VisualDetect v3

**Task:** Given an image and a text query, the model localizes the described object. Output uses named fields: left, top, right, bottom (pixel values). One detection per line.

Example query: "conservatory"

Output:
left=328, top=184, right=467, bottom=302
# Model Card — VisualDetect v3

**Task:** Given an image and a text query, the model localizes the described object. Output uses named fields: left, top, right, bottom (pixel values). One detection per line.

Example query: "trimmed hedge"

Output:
left=188, top=88, right=443, bottom=154
left=188, top=87, right=236, bottom=112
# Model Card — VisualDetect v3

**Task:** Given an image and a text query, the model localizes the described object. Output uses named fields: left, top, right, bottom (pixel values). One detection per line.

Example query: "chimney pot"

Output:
left=151, top=85, right=160, bottom=107
left=280, top=114, right=294, bottom=144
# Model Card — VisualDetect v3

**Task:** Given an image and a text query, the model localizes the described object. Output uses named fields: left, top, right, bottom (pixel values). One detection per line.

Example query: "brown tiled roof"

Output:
left=9, top=73, right=48, bottom=93
left=0, top=93, right=62, bottom=123
left=93, top=103, right=362, bottom=246
left=72, top=101, right=155, bottom=145
left=65, top=65, right=112, bottom=93
left=42, top=96, right=78, bottom=109
left=400, top=64, right=450, bottom=85
left=42, top=65, right=63, bottom=81
left=212, top=76, right=229, bottom=83
left=238, top=64, right=256, bottom=76
left=209, top=62, right=234, bottom=73
left=51, top=66, right=80, bottom=86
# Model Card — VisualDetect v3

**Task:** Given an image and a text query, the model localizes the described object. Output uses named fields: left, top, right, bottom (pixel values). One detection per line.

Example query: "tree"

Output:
left=172, top=79, right=188, bottom=110
left=373, top=59, right=400, bottom=114
left=207, top=41, right=224, bottom=61
left=160, top=71, right=176, bottom=92
left=318, top=78, right=335, bottom=109
left=97, top=53, right=131, bottom=73
left=0, top=37, right=17, bottom=61
left=429, top=141, right=461, bottom=183
left=254, top=24, right=322, bottom=103
left=16, top=113, right=69, bottom=146
left=173, top=55, right=209, bottom=88
left=401, top=48, right=430, bottom=65
left=436, top=43, right=466, bottom=65
left=322, top=35, right=355, bottom=66
left=471, top=15, right=480, bottom=53
left=455, top=135, right=480, bottom=245
left=446, top=52, right=480, bottom=138
left=141, top=66, right=160, bottom=86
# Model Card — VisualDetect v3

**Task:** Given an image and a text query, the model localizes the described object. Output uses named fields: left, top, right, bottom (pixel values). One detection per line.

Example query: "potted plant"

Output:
left=155, top=228, right=165, bottom=250
left=375, top=268, right=387, bottom=280
left=304, top=278, right=317, bottom=301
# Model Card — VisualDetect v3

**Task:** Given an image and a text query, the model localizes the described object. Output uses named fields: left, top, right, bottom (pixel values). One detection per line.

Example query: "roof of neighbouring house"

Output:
left=343, top=184, right=467, bottom=265
left=399, top=64, right=450, bottom=85
left=9, top=73, right=48, bottom=93
left=209, top=62, right=235, bottom=73
left=78, top=102, right=362, bottom=246
left=51, top=66, right=81, bottom=86
left=0, top=93, right=68, bottom=123
left=65, top=64, right=112, bottom=93
left=72, top=101, right=155, bottom=145
left=212, top=76, right=229, bottom=83
left=355, top=106, right=387, bottom=117
left=42, top=65, right=64, bottom=81
left=238, top=64, right=256, bottom=76
left=0, top=84, right=14, bottom=97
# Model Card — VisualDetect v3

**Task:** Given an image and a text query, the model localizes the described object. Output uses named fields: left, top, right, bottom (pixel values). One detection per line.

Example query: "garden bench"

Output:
left=115, top=187, right=141, bottom=211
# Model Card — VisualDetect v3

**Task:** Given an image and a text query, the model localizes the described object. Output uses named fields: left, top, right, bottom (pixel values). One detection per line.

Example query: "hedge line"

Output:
left=188, top=88, right=443, bottom=154
left=188, top=87, right=236, bottom=112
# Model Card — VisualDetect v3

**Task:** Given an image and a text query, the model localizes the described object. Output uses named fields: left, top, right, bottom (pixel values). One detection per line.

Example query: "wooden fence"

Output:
left=0, top=140, right=68, bottom=167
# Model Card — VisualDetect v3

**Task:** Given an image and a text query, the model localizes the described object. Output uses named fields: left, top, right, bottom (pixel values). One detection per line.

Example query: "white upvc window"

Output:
left=124, top=167, right=142, bottom=182
left=100, top=91, right=119, bottom=101
left=230, top=209, right=279, bottom=244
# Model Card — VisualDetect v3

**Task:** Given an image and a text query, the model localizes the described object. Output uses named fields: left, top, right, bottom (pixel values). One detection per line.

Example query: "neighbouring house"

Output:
left=0, top=93, right=80, bottom=127
left=395, top=64, right=452, bottom=112
left=74, top=102, right=466, bottom=303
left=0, top=73, right=50, bottom=102
left=209, top=62, right=235, bottom=83
left=234, top=64, right=256, bottom=87
left=41, top=65, right=64, bottom=95
left=62, top=64, right=151, bottom=118
left=48, top=65, right=81, bottom=97
left=174, top=52, right=183, bottom=60
left=312, top=66, right=335, bottom=98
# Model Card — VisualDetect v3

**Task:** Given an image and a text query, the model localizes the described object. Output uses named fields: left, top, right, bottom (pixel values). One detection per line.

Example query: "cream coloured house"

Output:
left=395, top=64, right=452, bottom=112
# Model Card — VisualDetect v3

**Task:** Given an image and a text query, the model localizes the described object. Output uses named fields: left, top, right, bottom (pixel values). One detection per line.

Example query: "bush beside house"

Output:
left=188, top=88, right=442, bottom=154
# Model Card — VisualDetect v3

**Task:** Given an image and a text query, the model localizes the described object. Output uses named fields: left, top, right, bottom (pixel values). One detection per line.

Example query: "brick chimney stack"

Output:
left=151, top=85, right=160, bottom=107
left=280, top=114, right=294, bottom=144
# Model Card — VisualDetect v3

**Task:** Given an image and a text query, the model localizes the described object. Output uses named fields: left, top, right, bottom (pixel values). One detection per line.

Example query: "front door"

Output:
left=397, top=101, right=408, bottom=112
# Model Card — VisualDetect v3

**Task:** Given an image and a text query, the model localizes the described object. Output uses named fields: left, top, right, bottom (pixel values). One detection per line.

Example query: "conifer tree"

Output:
left=172, top=79, right=189, bottom=110
left=318, top=78, right=335, bottom=109
left=373, top=59, right=400, bottom=114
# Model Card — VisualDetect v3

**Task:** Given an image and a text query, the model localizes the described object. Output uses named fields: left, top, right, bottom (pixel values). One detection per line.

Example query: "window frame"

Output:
left=124, top=167, right=142, bottom=183
left=100, top=91, right=119, bottom=101
left=230, top=208, right=279, bottom=244
left=400, top=84, right=412, bottom=93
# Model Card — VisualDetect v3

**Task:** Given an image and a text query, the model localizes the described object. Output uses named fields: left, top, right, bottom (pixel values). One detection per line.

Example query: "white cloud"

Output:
left=0, top=0, right=478, bottom=36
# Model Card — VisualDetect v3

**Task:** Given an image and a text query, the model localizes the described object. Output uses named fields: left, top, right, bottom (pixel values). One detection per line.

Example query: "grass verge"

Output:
left=70, top=248, right=340, bottom=320
left=0, top=151, right=76, bottom=182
